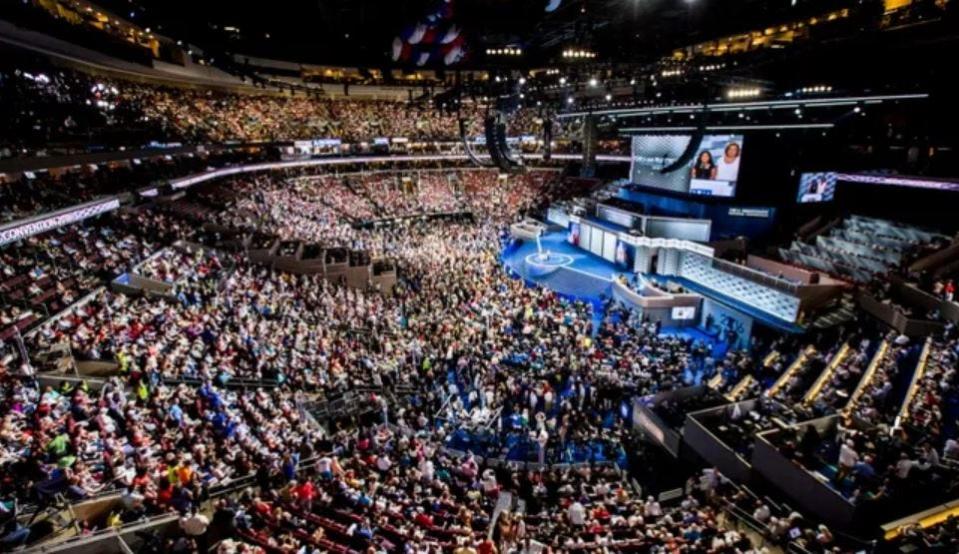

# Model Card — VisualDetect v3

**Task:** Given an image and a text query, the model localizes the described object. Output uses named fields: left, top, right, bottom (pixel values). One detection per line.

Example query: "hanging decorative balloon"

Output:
left=391, top=0, right=467, bottom=67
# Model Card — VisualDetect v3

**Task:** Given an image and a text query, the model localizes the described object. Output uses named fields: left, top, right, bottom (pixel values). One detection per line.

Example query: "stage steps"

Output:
left=808, top=292, right=858, bottom=329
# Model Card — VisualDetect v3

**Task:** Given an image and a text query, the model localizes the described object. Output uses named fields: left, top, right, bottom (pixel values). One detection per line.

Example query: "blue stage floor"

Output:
left=507, top=231, right=624, bottom=279
left=501, top=231, right=627, bottom=301
left=502, top=231, right=729, bottom=355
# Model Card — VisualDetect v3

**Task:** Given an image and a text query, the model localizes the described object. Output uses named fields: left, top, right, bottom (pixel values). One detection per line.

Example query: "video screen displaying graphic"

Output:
left=629, top=134, right=744, bottom=197
left=671, top=306, right=697, bottom=320
left=796, top=172, right=838, bottom=203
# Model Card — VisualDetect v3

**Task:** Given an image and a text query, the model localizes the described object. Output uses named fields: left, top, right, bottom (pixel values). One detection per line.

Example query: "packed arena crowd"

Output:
left=0, top=54, right=551, bottom=159
left=4, top=149, right=958, bottom=553
left=4, top=0, right=959, bottom=550
left=4, top=153, right=955, bottom=552
left=0, top=166, right=791, bottom=552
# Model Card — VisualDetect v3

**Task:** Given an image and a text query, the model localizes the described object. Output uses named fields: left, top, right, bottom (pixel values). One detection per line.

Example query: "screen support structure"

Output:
left=459, top=118, right=495, bottom=168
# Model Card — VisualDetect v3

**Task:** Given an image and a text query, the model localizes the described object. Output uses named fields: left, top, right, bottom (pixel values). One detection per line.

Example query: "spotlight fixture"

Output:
left=486, top=47, right=523, bottom=56
left=697, top=63, right=725, bottom=72
left=727, top=88, right=762, bottom=99
left=798, top=85, right=833, bottom=94
left=562, top=48, right=597, bottom=59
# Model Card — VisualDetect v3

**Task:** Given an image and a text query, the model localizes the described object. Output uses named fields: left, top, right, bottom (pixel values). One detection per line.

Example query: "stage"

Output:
left=501, top=230, right=623, bottom=303
left=501, top=229, right=727, bottom=358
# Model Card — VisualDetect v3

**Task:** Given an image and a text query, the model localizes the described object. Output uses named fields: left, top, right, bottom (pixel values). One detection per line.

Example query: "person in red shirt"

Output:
left=413, top=508, right=434, bottom=528
left=477, top=537, right=498, bottom=554
left=592, top=505, right=610, bottom=520
left=155, top=479, right=173, bottom=508
left=295, top=479, right=316, bottom=511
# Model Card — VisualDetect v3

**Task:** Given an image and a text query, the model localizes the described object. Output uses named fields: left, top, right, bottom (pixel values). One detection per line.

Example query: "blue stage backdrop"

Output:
left=618, top=185, right=777, bottom=240
left=615, top=238, right=633, bottom=269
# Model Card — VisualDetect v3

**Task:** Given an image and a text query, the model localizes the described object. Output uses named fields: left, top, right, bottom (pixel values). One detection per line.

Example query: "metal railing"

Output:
left=707, top=254, right=802, bottom=295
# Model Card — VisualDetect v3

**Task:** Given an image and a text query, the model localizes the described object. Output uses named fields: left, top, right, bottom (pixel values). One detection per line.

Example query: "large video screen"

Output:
left=629, top=134, right=744, bottom=197
left=796, top=172, right=837, bottom=203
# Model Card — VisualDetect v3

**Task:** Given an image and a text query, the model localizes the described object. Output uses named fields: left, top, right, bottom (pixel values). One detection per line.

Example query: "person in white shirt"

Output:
left=753, top=504, right=772, bottom=523
left=644, top=497, right=662, bottom=518
left=568, top=501, right=586, bottom=525
left=896, top=453, right=917, bottom=479
left=714, top=142, right=742, bottom=182
left=419, top=458, right=435, bottom=482
left=536, top=428, right=549, bottom=465
left=180, top=508, right=210, bottom=552
left=316, top=456, right=334, bottom=479
left=944, top=438, right=959, bottom=460
left=837, top=440, right=859, bottom=482
left=481, top=469, right=498, bottom=495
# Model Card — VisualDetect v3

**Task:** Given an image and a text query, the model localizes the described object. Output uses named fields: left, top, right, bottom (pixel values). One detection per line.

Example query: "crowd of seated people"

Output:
left=844, top=335, right=919, bottom=427
left=498, top=465, right=750, bottom=552
left=892, top=517, right=959, bottom=553
left=808, top=335, right=882, bottom=417
left=0, top=369, right=320, bottom=522
left=0, top=148, right=273, bottom=223
left=769, top=330, right=959, bottom=516
left=259, top=176, right=378, bottom=227
left=719, top=480, right=841, bottom=553
left=10, top=155, right=959, bottom=551
left=903, top=333, right=959, bottom=462
left=0, top=210, right=186, bottom=341
left=767, top=346, right=830, bottom=407
left=0, top=54, right=548, bottom=158
left=186, top=170, right=554, bottom=260
left=0, top=162, right=781, bottom=551
left=137, top=247, right=225, bottom=285
left=349, top=174, right=462, bottom=218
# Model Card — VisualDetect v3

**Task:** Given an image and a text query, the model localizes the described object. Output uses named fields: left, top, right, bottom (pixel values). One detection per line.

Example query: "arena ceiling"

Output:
left=101, top=0, right=867, bottom=68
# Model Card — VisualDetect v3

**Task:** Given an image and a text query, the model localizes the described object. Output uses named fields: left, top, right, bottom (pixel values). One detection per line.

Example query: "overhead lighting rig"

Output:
left=727, top=88, right=763, bottom=100
left=797, top=85, right=833, bottom=94
left=562, top=48, right=597, bottom=59
left=486, top=47, right=523, bottom=56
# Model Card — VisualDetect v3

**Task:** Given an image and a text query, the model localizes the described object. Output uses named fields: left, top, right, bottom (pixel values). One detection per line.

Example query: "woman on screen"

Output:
left=691, top=150, right=717, bottom=180
left=715, top=142, right=742, bottom=182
